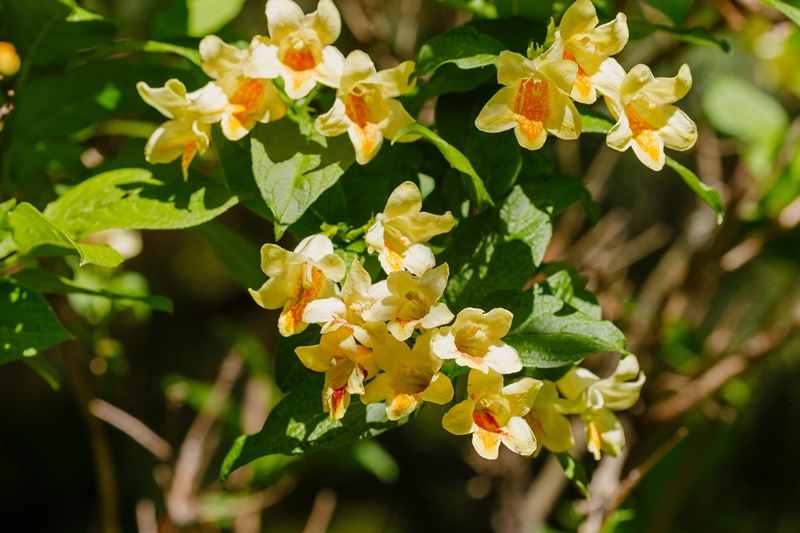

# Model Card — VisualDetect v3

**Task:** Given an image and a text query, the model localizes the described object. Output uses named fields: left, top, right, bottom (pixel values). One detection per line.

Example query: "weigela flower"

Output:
left=249, top=234, right=345, bottom=337
left=361, top=327, right=454, bottom=420
left=250, top=0, right=344, bottom=99
left=593, top=60, right=698, bottom=171
left=524, top=380, right=575, bottom=456
left=198, top=35, right=286, bottom=141
left=443, top=369, right=542, bottom=460
left=315, top=50, right=417, bottom=165
left=431, top=307, right=522, bottom=374
left=137, top=79, right=226, bottom=178
left=365, top=181, right=455, bottom=277
left=295, top=328, right=378, bottom=420
left=554, top=0, right=628, bottom=104
left=556, top=355, right=645, bottom=459
left=475, top=49, right=581, bottom=151
left=302, top=257, right=391, bottom=342
left=370, top=264, right=454, bottom=341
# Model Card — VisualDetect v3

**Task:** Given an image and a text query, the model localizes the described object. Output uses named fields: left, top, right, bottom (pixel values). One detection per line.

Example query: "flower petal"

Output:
left=302, top=297, right=347, bottom=329
left=295, top=343, right=334, bottom=372
left=307, top=0, right=341, bottom=46
left=199, top=35, right=247, bottom=80
left=419, top=372, right=454, bottom=404
left=502, top=377, right=542, bottom=417
left=557, top=367, right=600, bottom=400
left=640, top=63, right=693, bottom=105
left=401, top=244, right=435, bottom=277
left=382, top=98, right=417, bottom=143
left=340, top=50, right=377, bottom=94
left=660, top=105, right=698, bottom=152
left=266, top=0, right=305, bottom=43
left=468, top=368, right=504, bottom=398
left=137, top=80, right=187, bottom=119
left=347, top=121, right=384, bottom=165
left=484, top=343, right=523, bottom=375
left=442, top=399, right=477, bottom=435
left=386, top=393, right=419, bottom=420
left=418, top=263, right=450, bottom=302
left=315, top=45, right=345, bottom=89
left=559, top=0, right=599, bottom=40
left=475, top=87, right=517, bottom=133
left=592, top=58, right=626, bottom=118
left=497, top=50, right=537, bottom=88
left=315, top=97, right=351, bottom=137
left=384, top=181, right=422, bottom=219
left=374, top=60, right=416, bottom=98
left=361, top=372, right=392, bottom=404
left=243, top=38, right=282, bottom=79
left=472, top=428, right=502, bottom=459
left=501, top=416, right=537, bottom=456
left=419, top=302, right=454, bottom=330
left=295, top=234, right=335, bottom=260
left=248, top=271, right=295, bottom=309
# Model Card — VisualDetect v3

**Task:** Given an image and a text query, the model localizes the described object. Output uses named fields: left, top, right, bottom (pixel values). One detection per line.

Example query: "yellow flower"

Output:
left=249, top=234, right=346, bottom=337
left=302, top=256, right=391, bottom=342
left=556, top=355, right=645, bottom=459
left=524, top=381, right=575, bottom=456
left=198, top=35, right=286, bottom=141
left=0, top=42, right=21, bottom=76
left=369, top=264, right=454, bottom=341
left=593, top=60, right=698, bottom=171
left=431, top=307, right=522, bottom=374
left=295, top=328, right=378, bottom=420
left=361, top=327, right=454, bottom=420
left=315, top=50, right=417, bottom=165
left=249, top=0, right=344, bottom=99
left=554, top=0, right=628, bottom=104
left=475, top=49, right=581, bottom=151
left=137, top=79, right=226, bottom=178
left=365, top=181, right=455, bottom=276
left=443, top=369, right=542, bottom=460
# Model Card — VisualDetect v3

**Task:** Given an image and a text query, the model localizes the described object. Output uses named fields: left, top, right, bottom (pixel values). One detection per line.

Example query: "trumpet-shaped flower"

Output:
left=199, top=35, right=286, bottom=141
left=249, top=234, right=345, bottom=337
left=369, top=264, right=454, bottom=341
left=475, top=49, right=581, bottom=151
left=365, top=181, right=455, bottom=276
left=443, top=369, right=542, bottom=460
left=303, top=257, right=391, bottom=342
left=361, top=328, right=453, bottom=420
left=524, top=381, right=575, bottom=456
left=554, top=0, right=628, bottom=104
left=593, top=60, right=697, bottom=171
left=137, top=79, right=226, bottom=178
left=249, top=0, right=344, bottom=99
left=315, top=50, right=417, bottom=165
left=431, top=307, right=522, bottom=375
left=556, top=355, right=645, bottom=459
left=295, top=328, right=378, bottom=420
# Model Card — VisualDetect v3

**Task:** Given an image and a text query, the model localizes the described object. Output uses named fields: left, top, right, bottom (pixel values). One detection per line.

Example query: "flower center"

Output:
left=625, top=101, right=660, bottom=162
left=281, top=38, right=318, bottom=71
left=513, top=78, right=550, bottom=141
left=472, top=396, right=511, bottom=432
left=283, top=264, right=326, bottom=332
left=562, top=49, right=593, bottom=99
left=455, top=326, right=488, bottom=358
left=228, top=78, right=265, bottom=131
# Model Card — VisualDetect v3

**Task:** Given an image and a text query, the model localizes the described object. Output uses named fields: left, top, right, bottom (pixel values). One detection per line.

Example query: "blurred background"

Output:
left=1, top=0, right=800, bottom=532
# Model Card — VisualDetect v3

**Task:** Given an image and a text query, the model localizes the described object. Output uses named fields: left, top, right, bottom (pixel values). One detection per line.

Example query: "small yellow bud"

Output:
left=0, top=42, right=21, bottom=77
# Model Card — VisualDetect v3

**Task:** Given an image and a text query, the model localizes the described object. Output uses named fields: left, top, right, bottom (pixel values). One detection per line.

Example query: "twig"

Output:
left=302, top=488, right=338, bottom=533
left=166, top=349, right=244, bottom=525
left=516, top=454, right=569, bottom=533
left=135, top=499, right=158, bottom=533
left=89, top=399, right=173, bottom=461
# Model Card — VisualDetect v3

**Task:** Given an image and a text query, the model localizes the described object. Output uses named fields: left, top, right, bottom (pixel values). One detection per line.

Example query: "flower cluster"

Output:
left=475, top=0, right=698, bottom=171
left=137, top=0, right=419, bottom=177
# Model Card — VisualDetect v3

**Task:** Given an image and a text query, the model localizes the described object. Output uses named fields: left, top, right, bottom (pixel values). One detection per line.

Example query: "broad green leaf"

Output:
left=469, top=16, right=547, bottom=55
left=401, top=64, right=495, bottom=118
left=11, top=269, right=173, bottom=312
left=0, top=277, right=74, bottom=365
left=641, top=0, right=691, bottom=25
left=392, top=122, right=493, bottom=211
left=702, top=75, right=787, bottom=179
left=23, top=355, right=62, bottom=391
left=249, top=120, right=355, bottom=239
left=758, top=0, right=800, bottom=26
left=539, top=264, right=601, bottom=319
left=7, top=203, right=124, bottom=267
left=43, top=168, right=238, bottom=239
left=189, top=222, right=264, bottom=291
left=665, top=158, right=725, bottom=224
left=0, top=199, right=18, bottom=258
left=495, top=291, right=626, bottom=368
left=500, top=185, right=553, bottom=267
left=580, top=113, right=614, bottom=134
left=187, top=0, right=247, bottom=37
left=211, top=126, right=272, bottom=220
left=220, top=374, right=415, bottom=483
left=556, top=452, right=590, bottom=498
left=413, top=25, right=505, bottom=77
left=627, top=19, right=732, bottom=53
left=436, top=88, right=522, bottom=198
left=274, top=325, right=320, bottom=393
left=521, top=174, right=601, bottom=223
left=86, top=41, right=201, bottom=65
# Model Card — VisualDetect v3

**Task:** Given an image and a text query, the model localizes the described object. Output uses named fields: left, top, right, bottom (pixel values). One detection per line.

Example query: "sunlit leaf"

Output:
left=556, top=452, right=590, bottom=498
left=757, top=0, right=800, bottom=27
left=628, top=19, right=732, bottom=53
left=665, top=157, right=725, bottom=224
left=413, top=25, right=505, bottom=77
left=23, top=355, right=61, bottom=391
left=187, top=0, right=247, bottom=37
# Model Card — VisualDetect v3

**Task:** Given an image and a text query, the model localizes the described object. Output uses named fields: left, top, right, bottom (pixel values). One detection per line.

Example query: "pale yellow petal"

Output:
left=243, top=37, right=281, bottom=79
left=384, top=181, right=422, bottom=219
left=497, top=50, right=537, bottom=88
left=144, top=119, right=194, bottom=164
left=382, top=98, right=416, bottom=143
left=484, top=343, right=522, bottom=375
left=418, top=263, right=450, bottom=301
left=348, top=121, right=384, bottom=165
left=419, top=302, right=454, bottom=330
left=374, top=60, right=416, bottom=98
left=266, top=0, right=305, bottom=43
left=442, top=399, right=477, bottom=435
left=472, top=428, right=502, bottom=459
left=514, top=121, right=548, bottom=151
left=640, top=63, right=692, bottom=106
left=280, top=65, right=319, bottom=100
left=137, top=80, right=187, bottom=119
left=315, top=97, right=351, bottom=137
left=468, top=368, right=504, bottom=398
left=503, top=377, right=542, bottom=417
left=660, top=105, right=698, bottom=152
left=385, top=393, right=419, bottom=420
left=340, top=50, right=377, bottom=94
left=475, top=87, right=517, bottom=133
left=199, top=35, right=247, bottom=80
left=302, top=297, right=346, bottom=328
left=315, top=45, right=344, bottom=89
left=248, top=272, right=295, bottom=309
left=361, top=373, right=392, bottom=404
left=401, top=244, right=435, bottom=277
left=631, top=129, right=665, bottom=171
left=307, top=0, right=341, bottom=46
left=501, top=416, right=537, bottom=456
left=557, top=367, right=599, bottom=400
left=619, top=63, right=655, bottom=106
left=295, top=343, right=334, bottom=372
left=419, top=372, right=454, bottom=404
left=606, top=116, right=633, bottom=152
left=537, top=58, right=578, bottom=96
left=545, top=92, right=582, bottom=140
left=559, top=0, right=599, bottom=40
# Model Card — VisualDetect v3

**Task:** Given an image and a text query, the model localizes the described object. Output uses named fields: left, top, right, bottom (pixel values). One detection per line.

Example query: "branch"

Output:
left=89, top=399, right=173, bottom=461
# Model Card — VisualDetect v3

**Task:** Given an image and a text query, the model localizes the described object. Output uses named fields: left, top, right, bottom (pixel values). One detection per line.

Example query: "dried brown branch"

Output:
left=302, top=488, right=338, bottom=533
left=89, top=399, right=173, bottom=461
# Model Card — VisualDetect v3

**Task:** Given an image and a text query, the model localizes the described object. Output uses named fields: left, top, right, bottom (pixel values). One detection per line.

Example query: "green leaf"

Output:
left=539, top=264, right=601, bottom=319
left=580, top=113, right=614, bottom=134
left=413, top=25, right=505, bottom=77
left=641, top=0, right=692, bottom=25
left=0, top=277, right=74, bottom=365
left=85, top=40, right=201, bottom=65
left=211, top=127, right=272, bottom=220
left=495, top=291, right=626, bottom=368
left=189, top=222, right=264, bottom=291
left=665, top=157, right=725, bottom=224
left=401, top=64, right=496, bottom=119
left=7, top=203, right=123, bottom=267
left=500, top=185, right=553, bottom=267
left=187, top=0, right=247, bottom=37
left=43, top=168, right=238, bottom=239
left=521, top=175, right=600, bottom=223
left=11, top=269, right=173, bottom=312
left=757, top=0, right=800, bottom=26
left=249, top=120, right=355, bottom=239
left=220, top=374, right=415, bottom=483
left=556, top=452, right=590, bottom=498
left=274, top=325, right=320, bottom=393
left=23, top=355, right=62, bottom=391
left=392, top=122, right=493, bottom=211
left=627, top=19, right=732, bottom=53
